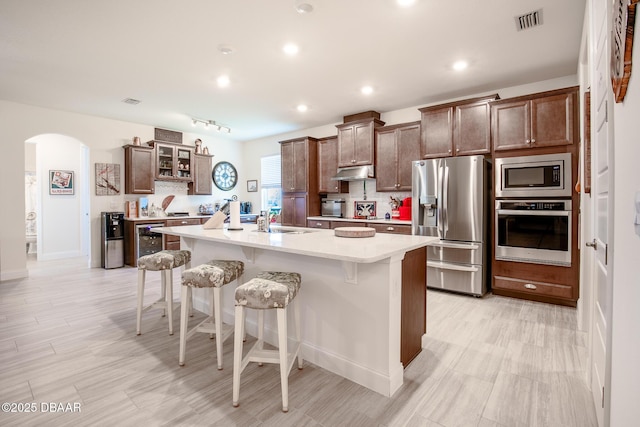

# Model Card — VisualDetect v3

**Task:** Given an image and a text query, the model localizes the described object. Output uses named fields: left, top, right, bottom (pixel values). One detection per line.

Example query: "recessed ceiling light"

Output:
left=452, top=60, right=468, bottom=71
left=397, top=0, right=416, bottom=7
left=297, top=104, right=308, bottom=112
left=295, top=1, right=314, bottom=13
left=217, top=75, right=230, bottom=88
left=217, top=44, right=235, bottom=55
left=283, top=43, right=299, bottom=56
left=361, top=86, right=374, bottom=95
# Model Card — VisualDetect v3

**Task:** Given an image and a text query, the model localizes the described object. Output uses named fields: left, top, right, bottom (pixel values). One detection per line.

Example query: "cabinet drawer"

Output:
left=307, top=219, right=331, bottom=229
left=165, top=241, right=180, bottom=250
left=368, top=223, right=412, bottom=235
left=331, top=221, right=366, bottom=228
left=165, top=218, right=201, bottom=227
left=493, top=276, right=573, bottom=300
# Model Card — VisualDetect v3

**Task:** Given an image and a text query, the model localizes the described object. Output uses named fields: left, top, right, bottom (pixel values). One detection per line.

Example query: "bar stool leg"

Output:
left=277, top=307, right=289, bottom=412
left=232, top=305, right=244, bottom=407
left=179, top=285, right=191, bottom=366
left=295, top=298, right=303, bottom=369
left=213, top=286, right=224, bottom=370
left=257, top=310, right=264, bottom=366
left=165, top=269, right=174, bottom=335
left=136, top=269, right=146, bottom=335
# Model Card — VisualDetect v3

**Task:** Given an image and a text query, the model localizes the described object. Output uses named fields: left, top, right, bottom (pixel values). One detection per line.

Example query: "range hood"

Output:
left=330, top=165, right=374, bottom=181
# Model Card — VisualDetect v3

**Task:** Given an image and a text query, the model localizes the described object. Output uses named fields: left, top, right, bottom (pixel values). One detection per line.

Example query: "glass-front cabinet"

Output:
left=151, top=141, right=193, bottom=181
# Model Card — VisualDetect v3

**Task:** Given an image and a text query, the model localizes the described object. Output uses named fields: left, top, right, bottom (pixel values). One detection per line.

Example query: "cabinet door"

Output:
left=492, top=100, right=531, bottom=151
left=421, top=107, right=453, bottom=158
left=375, top=128, right=398, bottom=191
left=396, top=124, right=421, bottom=189
left=455, top=102, right=491, bottom=155
left=156, top=143, right=176, bottom=179
left=281, top=139, right=309, bottom=192
left=353, top=121, right=375, bottom=165
left=281, top=193, right=307, bottom=227
left=175, top=147, right=193, bottom=180
left=337, top=125, right=356, bottom=167
left=124, top=146, right=154, bottom=194
left=530, top=92, right=574, bottom=147
left=318, top=137, right=348, bottom=193
left=189, top=154, right=212, bottom=195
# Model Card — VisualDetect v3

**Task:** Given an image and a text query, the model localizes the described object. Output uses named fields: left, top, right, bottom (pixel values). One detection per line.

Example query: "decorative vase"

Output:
left=195, top=138, right=202, bottom=154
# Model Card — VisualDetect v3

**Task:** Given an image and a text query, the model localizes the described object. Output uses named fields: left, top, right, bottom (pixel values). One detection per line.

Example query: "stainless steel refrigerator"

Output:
left=411, top=155, right=490, bottom=296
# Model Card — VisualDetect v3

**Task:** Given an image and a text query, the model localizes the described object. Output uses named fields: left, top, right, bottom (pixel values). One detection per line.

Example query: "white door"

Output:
left=589, top=0, right=614, bottom=424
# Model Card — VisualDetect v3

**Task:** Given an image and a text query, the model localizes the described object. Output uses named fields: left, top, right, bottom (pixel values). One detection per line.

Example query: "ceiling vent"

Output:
left=122, top=97, right=141, bottom=105
left=515, top=9, right=543, bottom=31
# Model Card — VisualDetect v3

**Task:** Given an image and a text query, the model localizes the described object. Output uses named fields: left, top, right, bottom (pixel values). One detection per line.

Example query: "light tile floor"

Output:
left=0, top=257, right=597, bottom=426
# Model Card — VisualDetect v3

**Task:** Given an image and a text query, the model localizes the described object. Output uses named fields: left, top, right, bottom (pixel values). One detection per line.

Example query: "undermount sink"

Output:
left=252, top=228, right=313, bottom=234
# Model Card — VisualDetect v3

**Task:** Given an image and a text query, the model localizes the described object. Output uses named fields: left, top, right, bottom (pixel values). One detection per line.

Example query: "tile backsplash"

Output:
left=324, top=179, right=411, bottom=218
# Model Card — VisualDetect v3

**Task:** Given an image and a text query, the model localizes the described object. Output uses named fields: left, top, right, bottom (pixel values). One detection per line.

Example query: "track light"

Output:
left=190, top=118, right=231, bottom=134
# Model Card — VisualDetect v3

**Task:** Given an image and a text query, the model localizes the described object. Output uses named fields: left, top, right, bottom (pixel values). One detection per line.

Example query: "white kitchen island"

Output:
left=154, top=223, right=437, bottom=397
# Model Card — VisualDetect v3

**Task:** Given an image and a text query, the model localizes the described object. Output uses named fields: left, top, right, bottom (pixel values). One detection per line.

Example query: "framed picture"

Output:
left=95, top=163, right=121, bottom=195
left=49, top=170, right=74, bottom=195
left=247, top=179, right=258, bottom=192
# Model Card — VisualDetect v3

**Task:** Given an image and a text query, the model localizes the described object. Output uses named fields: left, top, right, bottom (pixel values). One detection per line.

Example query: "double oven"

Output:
left=494, top=152, right=572, bottom=267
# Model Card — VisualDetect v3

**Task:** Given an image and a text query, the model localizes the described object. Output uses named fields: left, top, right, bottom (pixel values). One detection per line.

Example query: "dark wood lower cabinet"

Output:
left=401, top=246, right=427, bottom=367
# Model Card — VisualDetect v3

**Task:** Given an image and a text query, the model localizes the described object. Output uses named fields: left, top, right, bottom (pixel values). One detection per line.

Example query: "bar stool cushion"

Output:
left=137, top=250, right=191, bottom=271
left=182, top=260, right=244, bottom=288
left=235, top=272, right=301, bottom=309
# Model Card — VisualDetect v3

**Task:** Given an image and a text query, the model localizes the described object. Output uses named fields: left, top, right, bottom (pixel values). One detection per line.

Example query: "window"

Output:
left=260, top=154, right=281, bottom=213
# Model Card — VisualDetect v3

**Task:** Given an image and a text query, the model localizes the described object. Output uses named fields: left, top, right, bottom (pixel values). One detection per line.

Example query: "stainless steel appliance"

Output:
left=495, top=152, right=572, bottom=198
left=495, top=199, right=571, bottom=266
left=321, top=198, right=346, bottom=217
left=135, top=223, right=164, bottom=259
left=412, top=155, right=490, bottom=296
left=101, top=212, right=124, bottom=269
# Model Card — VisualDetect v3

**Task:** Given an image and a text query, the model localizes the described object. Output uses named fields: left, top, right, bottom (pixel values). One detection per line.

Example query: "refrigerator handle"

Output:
left=442, top=163, right=449, bottom=235
left=437, top=162, right=444, bottom=236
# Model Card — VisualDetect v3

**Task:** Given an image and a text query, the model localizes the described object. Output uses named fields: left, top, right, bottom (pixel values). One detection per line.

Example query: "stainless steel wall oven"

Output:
left=495, top=199, right=571, bottom=266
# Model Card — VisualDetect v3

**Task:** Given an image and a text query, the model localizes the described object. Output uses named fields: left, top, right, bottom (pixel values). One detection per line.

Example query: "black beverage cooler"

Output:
left=101, top=212, right=124, bottom=269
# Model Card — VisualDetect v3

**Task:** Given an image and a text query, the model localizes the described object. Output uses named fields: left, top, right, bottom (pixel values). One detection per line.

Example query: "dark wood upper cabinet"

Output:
left=123, top=144, right=155, bottom=194
left=375, top=122, right=421, bottom=192
left=318, top=136, right=348, bottom=194
left=279, top=137, right=320, bottom=226
left=419, top=94, right=498, bottom=158
left=492, top=86, right=577, bottom=151
left=188, top=153, right=213, bottom=195
left=336, top=118, right=385, bottom=167
left=148, top=141, right=194, bottom=181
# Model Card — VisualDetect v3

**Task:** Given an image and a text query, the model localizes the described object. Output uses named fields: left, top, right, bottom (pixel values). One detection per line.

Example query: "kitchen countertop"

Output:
left=124, top=213, right=257, bottom=222
left=153, top=223, right=434, bottom=264
left=307, top=216, right=411, bottom=225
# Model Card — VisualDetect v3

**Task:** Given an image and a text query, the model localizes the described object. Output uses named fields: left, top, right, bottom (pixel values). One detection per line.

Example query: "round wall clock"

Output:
left=212, top=161, right=238, bottom=191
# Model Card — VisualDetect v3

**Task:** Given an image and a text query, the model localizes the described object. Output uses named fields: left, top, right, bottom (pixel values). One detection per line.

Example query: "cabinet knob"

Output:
left=456, top=148, right=460, bottom=152
left=531, top=138, right=536, bottom=143
left=334, top=186, right=339, bottom=190
left=525, top=139, right=531, bottom=144
left=524, top=283, right=537, bottom=290
left=386, top=227, right=394, bottom=231
left=448, top=149, right=452, bottom=153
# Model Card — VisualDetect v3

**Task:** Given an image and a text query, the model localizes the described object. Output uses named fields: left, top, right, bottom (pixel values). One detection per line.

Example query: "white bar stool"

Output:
left=232, top=271, right=303, bottom=412
left=179, top=260, right=244, bottom=370
left=136, top=250, right=191, bottom=335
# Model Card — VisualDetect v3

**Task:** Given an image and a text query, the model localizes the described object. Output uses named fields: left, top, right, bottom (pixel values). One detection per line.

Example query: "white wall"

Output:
left=610, top=42, right=640, bottom=425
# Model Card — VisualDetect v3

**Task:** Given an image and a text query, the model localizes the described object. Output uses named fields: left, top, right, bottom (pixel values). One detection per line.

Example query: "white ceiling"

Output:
left=0, top=0, right=586, bottom=142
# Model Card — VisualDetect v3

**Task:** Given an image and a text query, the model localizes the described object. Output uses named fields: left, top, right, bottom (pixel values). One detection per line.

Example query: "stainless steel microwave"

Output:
left=495, top=152, right=572, bottom=198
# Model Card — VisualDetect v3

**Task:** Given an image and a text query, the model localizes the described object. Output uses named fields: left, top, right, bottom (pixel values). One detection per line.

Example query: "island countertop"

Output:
left=153, top=223, right=437, bottom=264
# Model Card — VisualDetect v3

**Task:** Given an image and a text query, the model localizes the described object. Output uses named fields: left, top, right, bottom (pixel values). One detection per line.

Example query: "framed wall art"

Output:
left=49, top=170, right=74, bottom=195
left=95, top=163, right=121, bottom=195
left=247, top=179, right=258, bottom=192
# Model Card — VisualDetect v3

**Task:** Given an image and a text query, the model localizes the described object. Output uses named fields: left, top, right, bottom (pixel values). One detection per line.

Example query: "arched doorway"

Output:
left=25, top=134, right=90, bottom=265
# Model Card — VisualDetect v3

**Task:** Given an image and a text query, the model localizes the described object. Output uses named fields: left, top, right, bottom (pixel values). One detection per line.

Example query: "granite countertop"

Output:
left=307, top=216, right=411, bottom=226
left=124, top=213, right=258, bottom=222
left=153, top=223, right=436, bottom=264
